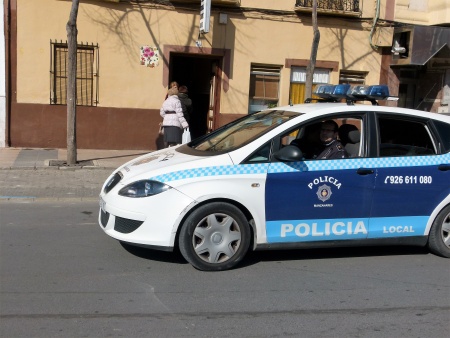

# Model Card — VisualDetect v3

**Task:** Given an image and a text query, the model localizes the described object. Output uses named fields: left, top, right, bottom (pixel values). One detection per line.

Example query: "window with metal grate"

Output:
left=50, top=40, right=99, bottom=106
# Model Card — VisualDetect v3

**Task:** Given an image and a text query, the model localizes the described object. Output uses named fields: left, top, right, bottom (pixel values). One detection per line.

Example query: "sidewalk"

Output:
left=0, top=147, right=150, bottom=169
left=0, top=148, right=152, bottom=201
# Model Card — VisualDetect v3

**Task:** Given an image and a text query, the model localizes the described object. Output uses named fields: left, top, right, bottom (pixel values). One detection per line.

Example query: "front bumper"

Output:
left=98, top=187, right=195, bottom=249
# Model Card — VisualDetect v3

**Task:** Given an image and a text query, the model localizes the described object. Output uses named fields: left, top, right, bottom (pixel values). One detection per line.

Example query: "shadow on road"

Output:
left=120, top=241, right=187, bottom=265
left=119, top=240, right=431, bottom=270
left=241, top=245, right=430, bottom=268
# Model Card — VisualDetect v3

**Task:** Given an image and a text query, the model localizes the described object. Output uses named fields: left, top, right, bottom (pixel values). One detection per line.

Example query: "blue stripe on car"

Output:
left=266, top=216, right=428, bottom=243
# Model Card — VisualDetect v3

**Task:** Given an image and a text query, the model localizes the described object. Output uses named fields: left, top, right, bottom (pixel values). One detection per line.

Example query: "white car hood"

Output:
left=114, top=146, right=234, bottom=185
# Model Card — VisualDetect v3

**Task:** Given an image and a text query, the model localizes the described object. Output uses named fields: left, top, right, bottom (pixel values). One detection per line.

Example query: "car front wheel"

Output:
left=428, top=205, right=450, bottom=258
left=179, top=202, right=251, bottom=271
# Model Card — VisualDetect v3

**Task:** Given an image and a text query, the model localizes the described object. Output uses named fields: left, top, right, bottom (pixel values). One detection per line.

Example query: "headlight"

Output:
left=118, top=180, right=171, bottom=198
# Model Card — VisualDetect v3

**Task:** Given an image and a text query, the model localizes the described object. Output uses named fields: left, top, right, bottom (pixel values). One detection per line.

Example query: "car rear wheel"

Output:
left=428, top=205, right=450, bottom=258
left=179, top=202, right=251, bottom=271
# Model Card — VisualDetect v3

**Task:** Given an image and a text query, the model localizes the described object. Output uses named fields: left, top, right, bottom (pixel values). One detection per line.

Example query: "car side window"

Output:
left=280, top=116, right=363, bottom=160
left=378, top=117, right=436, bottom=157
left=244, top=141, right=272, bottom=163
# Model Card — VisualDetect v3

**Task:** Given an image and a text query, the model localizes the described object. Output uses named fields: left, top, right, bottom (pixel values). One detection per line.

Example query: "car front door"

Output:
left=264, top=115, right=375, bottom=244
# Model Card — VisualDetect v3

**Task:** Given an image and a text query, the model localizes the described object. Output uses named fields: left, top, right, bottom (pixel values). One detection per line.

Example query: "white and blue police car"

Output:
left=99, top=85, right=450, bottom=271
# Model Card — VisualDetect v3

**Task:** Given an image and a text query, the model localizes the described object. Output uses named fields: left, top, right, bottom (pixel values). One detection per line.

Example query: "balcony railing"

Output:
left=295, top=0, right=360, bottom=15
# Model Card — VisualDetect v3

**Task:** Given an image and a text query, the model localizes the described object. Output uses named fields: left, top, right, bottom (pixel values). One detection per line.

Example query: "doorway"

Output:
left=170, top=54, right=221, bottom=140
left=398, top=83, right=416, bottom=109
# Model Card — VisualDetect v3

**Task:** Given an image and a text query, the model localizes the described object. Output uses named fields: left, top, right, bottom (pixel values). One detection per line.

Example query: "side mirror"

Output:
left=273, top=145, right=303, bottom=162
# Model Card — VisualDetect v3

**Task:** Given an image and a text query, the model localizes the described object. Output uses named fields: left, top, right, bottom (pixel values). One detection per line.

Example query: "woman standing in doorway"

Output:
left=165, top=81, right=179, bottom=100
left=160, top=87, right=188, bottom=147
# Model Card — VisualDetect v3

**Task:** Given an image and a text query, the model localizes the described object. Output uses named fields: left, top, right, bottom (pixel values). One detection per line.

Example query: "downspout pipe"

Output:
left=369, top=0, right=381, bottom=50
left=3, top=0, right=11, bottom=146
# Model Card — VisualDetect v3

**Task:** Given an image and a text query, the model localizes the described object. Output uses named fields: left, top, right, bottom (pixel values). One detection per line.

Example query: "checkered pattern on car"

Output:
left=151, top=163, right=269, bottom=183
left=268, top=154, right=450, bottom=173
left=150, top=153, right=450, bottom=183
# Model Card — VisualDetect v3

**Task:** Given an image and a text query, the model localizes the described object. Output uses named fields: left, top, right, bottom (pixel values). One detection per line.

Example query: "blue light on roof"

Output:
left=331, top=84, right=351, bottom=98
left=366, top=85, right=390, bottom=99
left=306, top=84, right=394, bottom=105
left=347, top=85, right=370, bottom=98
left=314, top=84, right=349, bottom=99
left=314, top=85, right=334, bottom=96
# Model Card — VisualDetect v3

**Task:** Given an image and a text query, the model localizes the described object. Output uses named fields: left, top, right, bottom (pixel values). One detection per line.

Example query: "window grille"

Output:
left=50, top=40, right=99, bottom=106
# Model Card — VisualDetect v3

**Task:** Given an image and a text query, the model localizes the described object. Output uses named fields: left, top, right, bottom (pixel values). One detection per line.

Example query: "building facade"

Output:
left=2, top=0, right=449, bottom=149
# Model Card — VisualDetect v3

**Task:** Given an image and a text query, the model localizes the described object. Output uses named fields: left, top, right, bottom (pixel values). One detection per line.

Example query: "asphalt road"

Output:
left=1, top=200, right=449, bottom=337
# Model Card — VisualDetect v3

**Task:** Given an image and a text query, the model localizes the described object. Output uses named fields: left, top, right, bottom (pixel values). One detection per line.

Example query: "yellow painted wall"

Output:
left=17, top=0, right=385, bottom=114
left=394, top=0, right=449, bottom=25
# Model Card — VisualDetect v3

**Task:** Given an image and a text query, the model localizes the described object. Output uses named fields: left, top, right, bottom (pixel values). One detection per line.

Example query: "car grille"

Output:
left=100, top=209, right=110, bottom=228
left=104, top=172, right=123, bottom=194
left=114, top=217, right=144, bottom=234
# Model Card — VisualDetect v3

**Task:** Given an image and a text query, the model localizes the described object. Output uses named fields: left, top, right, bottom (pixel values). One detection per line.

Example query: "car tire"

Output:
left=179, top=202, right=251, bottom=271
left=428, top=205, right=450, bottom=258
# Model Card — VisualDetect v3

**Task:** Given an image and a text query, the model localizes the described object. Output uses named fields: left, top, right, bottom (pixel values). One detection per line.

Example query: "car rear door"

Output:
left=368, top=114, right=450, bottom=239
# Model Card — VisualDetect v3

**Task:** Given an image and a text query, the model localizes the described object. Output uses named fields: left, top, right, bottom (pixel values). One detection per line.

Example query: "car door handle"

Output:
left=357, top=168, right=374, bottom=175
left=438, top=164, right=450, bottom=171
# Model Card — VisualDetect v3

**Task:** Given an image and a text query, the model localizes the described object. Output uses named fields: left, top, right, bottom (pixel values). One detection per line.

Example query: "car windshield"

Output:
left=191, top=110, right=300, bottom=152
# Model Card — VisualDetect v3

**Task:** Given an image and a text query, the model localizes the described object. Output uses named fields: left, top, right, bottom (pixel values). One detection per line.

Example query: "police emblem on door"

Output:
left=317, top=184, right=332, bottom=202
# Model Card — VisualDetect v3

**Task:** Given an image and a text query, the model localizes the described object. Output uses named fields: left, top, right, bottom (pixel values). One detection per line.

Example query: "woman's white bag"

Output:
left=182, top=128, right=191, bottom=144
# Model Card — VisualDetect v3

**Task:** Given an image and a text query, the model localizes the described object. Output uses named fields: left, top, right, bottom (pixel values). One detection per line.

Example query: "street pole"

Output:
left=66, top=0, right=79, bottom=165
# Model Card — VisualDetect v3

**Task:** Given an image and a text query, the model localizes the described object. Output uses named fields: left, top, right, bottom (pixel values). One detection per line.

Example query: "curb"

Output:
left=0, top=197, right=100, bottom=203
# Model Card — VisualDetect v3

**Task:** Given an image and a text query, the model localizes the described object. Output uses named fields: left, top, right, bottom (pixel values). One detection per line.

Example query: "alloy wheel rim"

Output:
left=192, top=213, right=242, bottom=264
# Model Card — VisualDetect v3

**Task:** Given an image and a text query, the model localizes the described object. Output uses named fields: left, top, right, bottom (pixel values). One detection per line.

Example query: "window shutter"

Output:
left=250, top=65, right=281, bottom=100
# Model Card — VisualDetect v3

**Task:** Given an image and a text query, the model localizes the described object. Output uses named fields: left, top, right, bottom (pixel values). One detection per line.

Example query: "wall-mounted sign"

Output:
left=428, top=58, right=450, bottom=69
left=200, top=0, right=211, bottom=34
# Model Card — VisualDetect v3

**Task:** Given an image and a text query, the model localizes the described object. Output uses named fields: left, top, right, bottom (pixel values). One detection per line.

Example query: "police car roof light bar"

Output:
left=305, top=84, right=397, bottom=105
